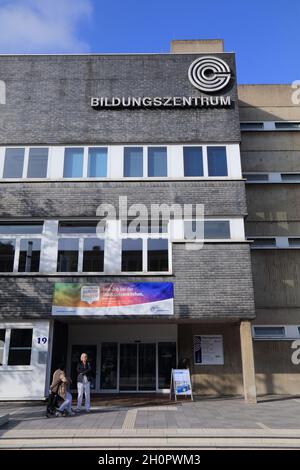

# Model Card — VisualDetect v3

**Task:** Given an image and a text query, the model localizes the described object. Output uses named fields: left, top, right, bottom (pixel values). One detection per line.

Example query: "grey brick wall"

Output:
left=0, top=244, right=255, bottom=321
left=0, top=53, right=239, bottom=145
left=0, top=180, right=247, bottom=218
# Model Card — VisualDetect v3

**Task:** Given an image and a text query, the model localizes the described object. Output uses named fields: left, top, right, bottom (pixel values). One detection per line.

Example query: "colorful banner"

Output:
left=52, top=282, right=174, bottom=316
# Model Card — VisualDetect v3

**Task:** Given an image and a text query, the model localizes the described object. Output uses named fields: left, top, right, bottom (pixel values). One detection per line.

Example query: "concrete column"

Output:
left=240, top=320, right=257, bottom=404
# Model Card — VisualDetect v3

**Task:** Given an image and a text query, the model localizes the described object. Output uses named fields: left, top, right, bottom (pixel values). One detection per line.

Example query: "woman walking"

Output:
left=76, top=353, right=92, bottom=413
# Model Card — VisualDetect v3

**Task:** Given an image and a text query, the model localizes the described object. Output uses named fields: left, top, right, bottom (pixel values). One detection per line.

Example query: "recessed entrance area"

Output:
left=67, top=323, right=177, bottom=393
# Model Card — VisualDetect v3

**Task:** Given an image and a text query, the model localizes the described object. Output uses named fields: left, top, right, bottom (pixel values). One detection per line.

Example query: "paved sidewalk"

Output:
left=1, top=396, right=300, bottom=448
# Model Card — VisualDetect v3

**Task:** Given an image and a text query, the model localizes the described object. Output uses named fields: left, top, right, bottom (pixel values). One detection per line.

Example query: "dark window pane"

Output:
left=244, top=173, right=269, bottom=181
left=8, top=349, right=31, bottom=366
left=88, top=147, right=107, bottom=177
left=147, top=239, right=169, bottom=271
left=0, top=240, right=15, bottom=272
left=18, top=239, right=41, bottom=272
left=3, top=148, right=25, bottom=178
left=10, top=329, right=32, bottom=347
left=100, top=343, right=118, bottom=390
left=27, top=148, right=48, bottom=178
left=158, top=342, right=176, bottom=389
left=252, top=238, right=276, bottom=248
left=63, top=148, right=83, bottom=177
left=204, top=221, right=230, bottom=239
left=275, top=122, right=300, bottom=129
left=207, top=146, right=228, bottom=176
left=58, top=222, right=99, bottom=234
left=254, top=327, right=285, bottom=337
left=82, top=238, right=104, bottom=272
left=281, top=173, right=300, bottom=182
left=57, top=238, right=79, bottom=272
left=148, top=147, right=167, bottom=177
left=121, top=219, right=168, bottom=234
left=124, top=147, right=143, bottom=177
left=183, top=147, right=203, bottom=176
left=240, top=122, right=264, bottom=130
left=8, top=329, right=33, bottom=366
left=0, top=223, right=43, bottom=234
left=121, top=239, right=142, bottom=271
left=138, top=343, right=156, bottom=391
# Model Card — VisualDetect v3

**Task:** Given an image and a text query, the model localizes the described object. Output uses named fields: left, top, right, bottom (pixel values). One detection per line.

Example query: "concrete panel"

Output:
left=251, top=250, right=300, bottom=308
left=246, top=185, right=300, bottom=222
left=241, top=151, right=300, bottom=172
left=241, top=132, right=300, bottom=152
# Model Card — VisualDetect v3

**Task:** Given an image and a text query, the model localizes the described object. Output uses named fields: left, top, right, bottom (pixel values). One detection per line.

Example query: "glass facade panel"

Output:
left=207, top=146, right=228, bottom=176
left=183, top=147, right=203, bottom=176
left=124, top=147, right=143, bottom=177
left=63, top=148, right=84, bottom=177
left=27, top=148, right=48, bottom=178
left=3, top=148, right=25, bottom=178
left=148, top=147, right=167, bottom=177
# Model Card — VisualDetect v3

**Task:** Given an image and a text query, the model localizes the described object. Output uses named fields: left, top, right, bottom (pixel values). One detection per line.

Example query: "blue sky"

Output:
left=0, top=0, right=298, bottom=84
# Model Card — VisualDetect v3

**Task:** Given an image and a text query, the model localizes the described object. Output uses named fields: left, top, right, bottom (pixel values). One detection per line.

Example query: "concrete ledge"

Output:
left=0, top=414, right=9, bottom=427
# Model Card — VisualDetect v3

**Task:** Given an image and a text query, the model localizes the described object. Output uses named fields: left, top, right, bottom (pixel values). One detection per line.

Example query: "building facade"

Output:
left=0, top=39, right=297, bottom=402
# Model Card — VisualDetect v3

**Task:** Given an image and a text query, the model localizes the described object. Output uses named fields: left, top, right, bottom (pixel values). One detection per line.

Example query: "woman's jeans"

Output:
left=77, top=381, right=91, bottom=411
left=58, top=392, right=72, bottom=413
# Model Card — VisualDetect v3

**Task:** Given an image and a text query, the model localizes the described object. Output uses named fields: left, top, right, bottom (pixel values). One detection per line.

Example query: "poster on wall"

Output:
left=194, top=335, right=224, bottom=365
left=52, top=282, right=174, bottom=316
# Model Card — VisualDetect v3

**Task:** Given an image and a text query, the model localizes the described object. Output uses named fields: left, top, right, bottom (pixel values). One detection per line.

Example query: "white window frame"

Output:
left=174, top=217, right=245, bottom=242
left=57, top=227, right=105, bottom=274
left=0, top=326, right=33, bottom=369
left=0, top=144, right=242, bottom=180
left=0, top=227, right=43, bottom=274
left=0, top=146, right=50, bottom=180
left=120, top=220, right=172, bottom=274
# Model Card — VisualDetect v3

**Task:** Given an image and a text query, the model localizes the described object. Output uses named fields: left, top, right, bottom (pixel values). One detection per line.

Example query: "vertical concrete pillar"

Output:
left=240, top=320, right=257, bottom=404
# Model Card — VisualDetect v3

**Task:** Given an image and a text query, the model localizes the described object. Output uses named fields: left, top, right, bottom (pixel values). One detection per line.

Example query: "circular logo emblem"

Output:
left=188, top=56, right=231, bottom=93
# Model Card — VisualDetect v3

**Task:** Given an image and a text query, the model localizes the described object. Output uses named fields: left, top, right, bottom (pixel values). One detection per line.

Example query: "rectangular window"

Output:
left=121, top=219, right=168, bottom=234
left=147, top=239, right=169, bottom=271
left=253, top=326, right=285, bottom=338
left=124, top=147, right=143, bottom=177
left=121, top=239, right=143, bottom=272
left=244, top=174, right=269, bottom=182
left=63, top=148, right=84, bottom=178
left=207, top=146, right=228, bottom=176
left=275, top=122, right=300, bottom=130
left=251, top=238, right=276, bottom=248
left=3, top=148, right=25, bottom=178
left=0, top=223, right=43, bottom=234
left=100, top=343, right=118, bottom=390
left=57, top=238, right=79, bottom=272
left=281, top=173, right=300, bottom=182
left=148, top=147, right=167, bottom=177
left=18, top=239, right=41, bottom=272
left=8, top=329, right=33, bottom=366
left=183, top=147, right=203, bottom=176
left=88, top=147, right=107, bottom=177
left=82, top=238, right=104, bottom=272
left=0, top=329, right=5, bottom=366
left=27, top=148, right=48, bottom=178
left=58, top=221, right=102, bottom=234
left=0, top=239, right=15, bottom=272
left=204, top=221, right=230, bottom=239
left=240, top=122, right=264, bottom=130
left=288, top=238, right=300, bottom=248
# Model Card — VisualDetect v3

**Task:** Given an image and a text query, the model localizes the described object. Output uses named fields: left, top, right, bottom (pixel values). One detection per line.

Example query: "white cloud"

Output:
left=0, top=0, right=93, bottom=53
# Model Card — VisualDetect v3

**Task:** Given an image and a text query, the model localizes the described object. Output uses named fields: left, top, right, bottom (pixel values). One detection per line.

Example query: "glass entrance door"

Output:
left=119, top=343, right=156, bottom=391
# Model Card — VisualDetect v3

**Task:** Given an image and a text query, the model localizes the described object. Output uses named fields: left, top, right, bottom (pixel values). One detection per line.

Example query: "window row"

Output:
left=250, top=237, right=300, bottom=249
left=0, top=328, right=32, bottom=366
left=0, top=219, right=236, bottom=273
left=244, top=172, right=300, bottom=183
left=0, top=145, right=236, bottom=179
left=252, top=325, right=300, bottom=340
left=240, top=121, right=300, bottom=131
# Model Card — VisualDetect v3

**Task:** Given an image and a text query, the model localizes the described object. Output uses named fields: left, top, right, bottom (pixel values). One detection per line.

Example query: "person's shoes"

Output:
left=86, top=409, right=91, bottom=413
left=75, top=408, right=81, bottom=413
left=68, top=411, right=75, bottom=416
left=55, top=411, right=64, bottom=417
